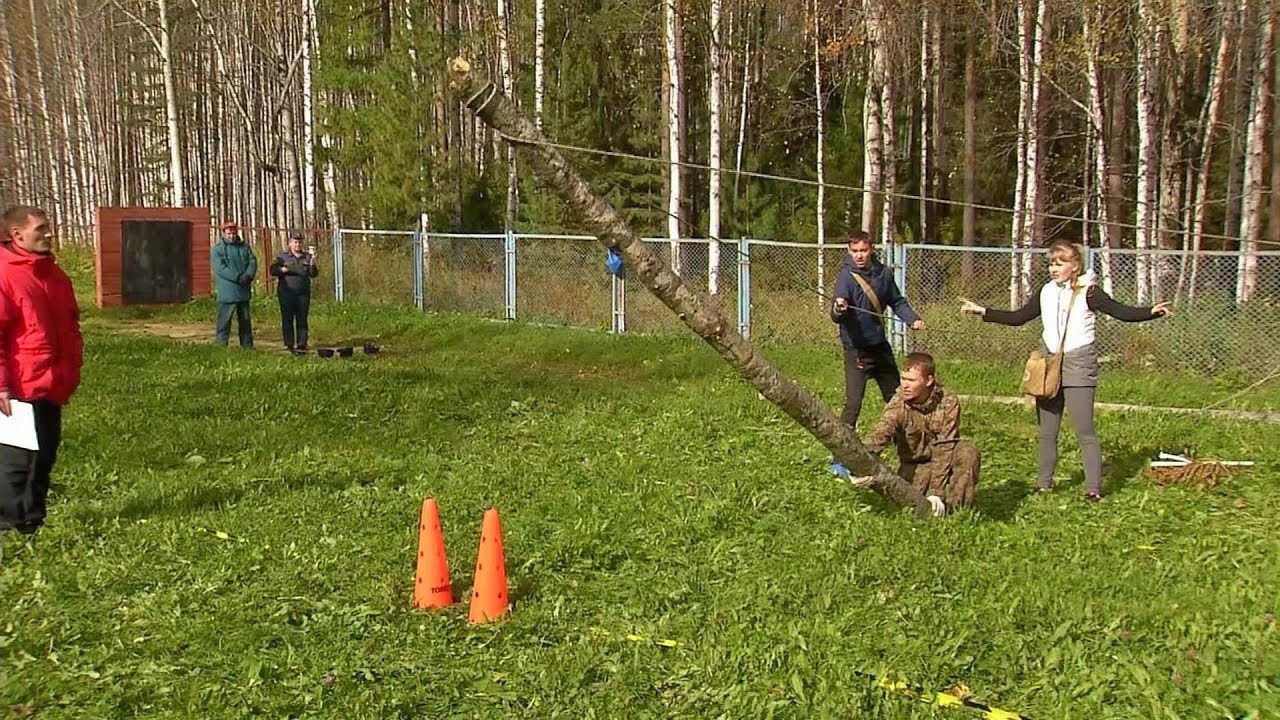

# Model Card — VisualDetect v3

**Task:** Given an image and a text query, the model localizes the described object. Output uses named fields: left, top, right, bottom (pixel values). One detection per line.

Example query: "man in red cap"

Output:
left=0, top=206, right=82, bottom=537
left=211, top=220, right=257, bottom=348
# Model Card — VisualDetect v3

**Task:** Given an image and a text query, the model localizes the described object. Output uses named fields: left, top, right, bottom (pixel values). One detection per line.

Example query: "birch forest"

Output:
left=1, top=0, right=1277, bottom=301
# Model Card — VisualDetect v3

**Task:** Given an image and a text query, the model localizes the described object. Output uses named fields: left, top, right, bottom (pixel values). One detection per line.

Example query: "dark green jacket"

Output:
left=211, top=238, right=257, bottom=304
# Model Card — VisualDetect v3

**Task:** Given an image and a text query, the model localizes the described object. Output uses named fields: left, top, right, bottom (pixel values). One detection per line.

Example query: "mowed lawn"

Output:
left=1, top=303, right=1277, bottom=719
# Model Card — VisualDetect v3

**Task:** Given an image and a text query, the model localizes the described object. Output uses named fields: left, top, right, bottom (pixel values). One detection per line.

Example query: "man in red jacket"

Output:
left=0, top=206, right=82, bottom=536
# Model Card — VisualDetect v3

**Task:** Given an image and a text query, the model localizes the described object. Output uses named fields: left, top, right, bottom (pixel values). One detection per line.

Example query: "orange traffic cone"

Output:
left=412, top=498, right=454, bottom=610
left=468, top=508, right=510, bottom=624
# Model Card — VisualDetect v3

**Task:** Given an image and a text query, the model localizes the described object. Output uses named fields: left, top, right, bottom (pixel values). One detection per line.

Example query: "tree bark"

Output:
left=813, top=0, right=826, bottom=298
left=708, top=0, right=723, bottom=294
left=1238, top=3, right=1275, bottom=304
left=1188, top=1, right=1235, bottom=301
left=1135, top=0, right=1161, bottom=304
left=862, top=0, right=884, bottom=238
left=962, top=13, right=977, bottom=285
left=665, top=0, right=684, bottom=272
left=448, top=57, right=933, bottom=517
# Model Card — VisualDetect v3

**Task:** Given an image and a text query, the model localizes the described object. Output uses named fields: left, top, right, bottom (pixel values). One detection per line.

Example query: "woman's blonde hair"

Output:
left=1047, top=239, right=1088, bottom=285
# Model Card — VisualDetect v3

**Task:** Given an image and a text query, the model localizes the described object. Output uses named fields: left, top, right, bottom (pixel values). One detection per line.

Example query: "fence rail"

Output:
left=244, top=227, right=1280, bottom=379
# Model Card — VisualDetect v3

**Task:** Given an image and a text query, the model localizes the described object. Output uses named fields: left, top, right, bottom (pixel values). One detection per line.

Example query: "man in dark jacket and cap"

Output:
left=211, top=220, right=257, bottom=348
left=270, top=230, right=320, bottom=354
left=829, top=230, right=925, bottom=430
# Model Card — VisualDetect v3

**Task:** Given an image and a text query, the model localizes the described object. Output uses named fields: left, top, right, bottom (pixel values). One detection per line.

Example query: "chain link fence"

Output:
left=313, top=228, right=1280, bottom=380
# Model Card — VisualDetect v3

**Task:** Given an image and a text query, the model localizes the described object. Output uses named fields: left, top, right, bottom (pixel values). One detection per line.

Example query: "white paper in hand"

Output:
left=0, top=400, right=39, bottom=451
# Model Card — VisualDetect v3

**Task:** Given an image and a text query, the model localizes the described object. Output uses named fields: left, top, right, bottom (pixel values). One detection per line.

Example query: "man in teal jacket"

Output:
left=212, top=220, right=257, bottom=348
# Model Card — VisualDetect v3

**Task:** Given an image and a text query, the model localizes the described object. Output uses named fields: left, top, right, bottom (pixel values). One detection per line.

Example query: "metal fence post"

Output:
left=611, top=270, right=626, bottom=334
left=412, top=223, right=425, bottom=311
left=504, top=230, right=517, bottom=320
left=333, top=228, right=344, bottom=303
left=738, top=237, right=752, bottom=338
left=895, top=243, right=910, bottom=355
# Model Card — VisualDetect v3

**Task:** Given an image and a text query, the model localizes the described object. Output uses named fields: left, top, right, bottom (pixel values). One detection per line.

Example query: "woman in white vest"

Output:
left=959, top=240, right=1172, bottom=502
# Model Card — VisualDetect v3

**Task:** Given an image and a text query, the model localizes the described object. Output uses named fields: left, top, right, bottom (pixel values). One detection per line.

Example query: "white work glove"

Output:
left=927, top=495, right=947, bottom=517
left=850, top=475, right=875, bottom=488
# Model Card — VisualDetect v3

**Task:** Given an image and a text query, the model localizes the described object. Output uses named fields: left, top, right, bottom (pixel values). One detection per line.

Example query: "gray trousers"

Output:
left=1036, top=386, right=1102, bottom=494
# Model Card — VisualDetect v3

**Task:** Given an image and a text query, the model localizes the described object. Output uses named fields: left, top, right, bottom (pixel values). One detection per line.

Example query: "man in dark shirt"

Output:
left=270, top=230, right=320, bottom=355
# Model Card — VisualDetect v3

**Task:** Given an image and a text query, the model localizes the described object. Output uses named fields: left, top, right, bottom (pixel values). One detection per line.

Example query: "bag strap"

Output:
left=851, top=273, right=884, bottom=315
left=1055, top=286, right=1082, bottom=355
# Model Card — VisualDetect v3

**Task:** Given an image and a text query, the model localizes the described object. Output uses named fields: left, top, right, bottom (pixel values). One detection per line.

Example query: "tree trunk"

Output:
left=813, top=0, right=826, bottom=299
left=880, top=68, right=896, bottom=250
left=1135, top=0, right=1161, bottom=304
left=1224, top=0, right=1259, bottom=247
left=962, top=14, right=977, bottom=285
left=1010, top=0, right=1033, bottom=308
left=1272, top=16, right=1280, bottom=255
left=1084, top=0, right=1113, bottom=288
left=302, top=0, right=318, bottom=223
left=733, top=15, right=750, bottom=202
left=862, top=0, right=884, bottom=238
left=919, top=3, right=933, bottom=246
left=497, top=0, right=518, bottom=230
left=1189, top=0, right=1235, bottom=301
left=708, top=0, right=723, bottom=294
left=157, top=0, right=185, bottom=206
left=448, top=58, right=933, bottom=517
left=535, top=0, right=545, bottom=130
left=1238, top=3, right=1275, bottom=304
left=665, top=0, right=686, bottom=271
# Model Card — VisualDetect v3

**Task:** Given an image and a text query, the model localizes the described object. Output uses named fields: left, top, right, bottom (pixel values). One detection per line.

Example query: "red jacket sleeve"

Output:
left=54, top=269, right=82, bottom=402
left=0, top=281, right=11, bottom=395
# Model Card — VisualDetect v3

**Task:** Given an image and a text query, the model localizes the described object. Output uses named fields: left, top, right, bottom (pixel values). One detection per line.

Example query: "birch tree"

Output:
left=708, top=0, right=723, bottom=294
left=813, top=0, right=826, bottom=298
left=664, top=0, right=684, bottom=273
left=1237, top=2, right=1276, bottom=304
left=861, top=0, right=884, bottom=239
left=1187, top=1, right=1236, bottom=300
left=449, top=57, right=935, bottom=517
left=1135, top=0, right=1161, bottom=304
left=497, top=0, right=518, bottom=230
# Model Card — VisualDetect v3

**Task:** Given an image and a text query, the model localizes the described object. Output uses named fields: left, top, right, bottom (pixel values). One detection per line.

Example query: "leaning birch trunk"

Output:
left=708, top=0, right=722, bottom=295
left=813, top=0, right=826, bottom=303
left=449, top=58, right=933, bottom=517
left=1238, top=5, right=1276, bottom=304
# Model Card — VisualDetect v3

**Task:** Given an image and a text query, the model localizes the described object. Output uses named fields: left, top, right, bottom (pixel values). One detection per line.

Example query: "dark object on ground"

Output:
left=364, top=342, right=380, bottom=355
left=317, top=347, right=334, bottom=358
left=337, top=346, right=354, bottom=357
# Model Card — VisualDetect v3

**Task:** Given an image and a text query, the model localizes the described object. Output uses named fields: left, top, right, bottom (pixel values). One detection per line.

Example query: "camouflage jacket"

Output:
left=864, top=384, right=962, bottom=464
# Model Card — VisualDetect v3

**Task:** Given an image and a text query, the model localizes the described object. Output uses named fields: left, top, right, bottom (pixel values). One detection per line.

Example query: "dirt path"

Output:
left=88, top=318, right=299, bottom=356
left=90, top=318, right=1279, bottom=423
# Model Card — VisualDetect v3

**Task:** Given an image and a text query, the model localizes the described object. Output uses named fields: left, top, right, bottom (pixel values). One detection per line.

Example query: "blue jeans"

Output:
left=215, top=301, right=253, bottom=348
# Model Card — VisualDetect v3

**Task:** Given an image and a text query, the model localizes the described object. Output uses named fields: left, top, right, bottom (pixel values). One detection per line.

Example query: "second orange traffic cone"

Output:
left=412, top=498, right=454, bottom=609
left=468, top=508, right=509, bottom=624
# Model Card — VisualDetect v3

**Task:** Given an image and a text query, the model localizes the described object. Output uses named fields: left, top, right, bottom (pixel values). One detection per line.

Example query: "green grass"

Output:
left=2, top=305, right=1277, bottom=719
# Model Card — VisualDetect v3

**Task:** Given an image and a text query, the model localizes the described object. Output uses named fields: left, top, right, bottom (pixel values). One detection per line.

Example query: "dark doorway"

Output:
left=121, top=220, right=192, bottom=303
